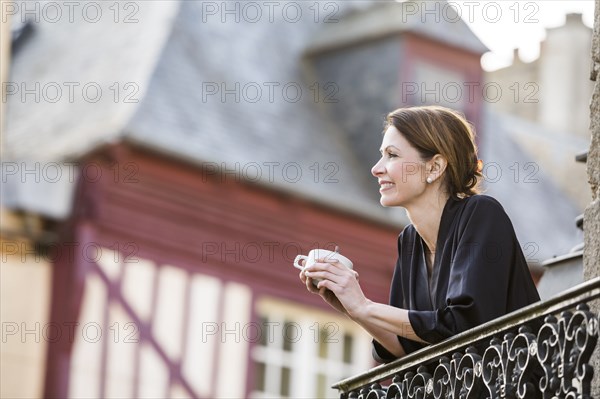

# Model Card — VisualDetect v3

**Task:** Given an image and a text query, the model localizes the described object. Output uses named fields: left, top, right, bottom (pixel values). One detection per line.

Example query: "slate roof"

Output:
left=121, top=0, right=397, bottom=222
left=3, top=1, right=180, bottom=160
left=2, top=0, right=404, bottom=224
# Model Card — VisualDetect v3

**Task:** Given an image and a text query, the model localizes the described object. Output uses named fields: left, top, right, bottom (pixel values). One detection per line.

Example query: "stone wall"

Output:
left=584, top=0, right=600, bottom=396
left=585, top=2, right=600, bottom=281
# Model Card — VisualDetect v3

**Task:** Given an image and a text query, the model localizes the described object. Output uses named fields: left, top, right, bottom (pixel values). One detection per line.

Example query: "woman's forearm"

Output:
left=299, top=260, right=429, bottom=355
left=350, top=300, right=430, bottom=345
left=353, top=317, right=407, bottom=358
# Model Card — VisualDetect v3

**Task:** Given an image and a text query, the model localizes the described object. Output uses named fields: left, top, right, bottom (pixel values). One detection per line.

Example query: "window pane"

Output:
left=318, top=328, right=328, bottom=358
left=254, top=362, right=266, bottom=392
left=259, top=316, right=269, bottom=346
left=280, top=367, right=291, bottom=397
left=316, top=373, right=327, bottom=398
left=283, top=321, right=294, bottom=351
left=343, top=333, right=353, bottom=363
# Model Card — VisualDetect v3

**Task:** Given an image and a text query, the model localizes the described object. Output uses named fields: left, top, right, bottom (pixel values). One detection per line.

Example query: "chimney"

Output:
left=538, top=13, right=593, bottom=138
left=303, top=1, right=487, bottom=173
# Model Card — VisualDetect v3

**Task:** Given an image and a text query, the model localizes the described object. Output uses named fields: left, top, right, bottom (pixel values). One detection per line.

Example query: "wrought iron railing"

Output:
left=333, top=277, right=600, bottom=398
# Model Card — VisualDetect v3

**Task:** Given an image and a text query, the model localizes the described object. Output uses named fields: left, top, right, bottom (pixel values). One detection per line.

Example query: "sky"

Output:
left=449, top=0, right=595, bottom=71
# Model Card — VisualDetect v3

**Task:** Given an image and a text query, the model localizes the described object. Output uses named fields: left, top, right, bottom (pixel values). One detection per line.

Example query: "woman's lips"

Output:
left=379, top=181, right=395, bottom=192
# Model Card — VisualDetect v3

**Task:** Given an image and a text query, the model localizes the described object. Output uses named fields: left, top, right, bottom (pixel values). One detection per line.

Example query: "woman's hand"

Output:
left=303, top=258, right=368, bottom=319
left=299, top=268, right=348, bottom=314
left=298, top=259, right=421, bottom=355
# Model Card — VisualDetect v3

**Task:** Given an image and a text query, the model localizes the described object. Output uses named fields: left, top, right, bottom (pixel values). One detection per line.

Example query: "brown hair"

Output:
left=384, top=105, right=482, bottom=199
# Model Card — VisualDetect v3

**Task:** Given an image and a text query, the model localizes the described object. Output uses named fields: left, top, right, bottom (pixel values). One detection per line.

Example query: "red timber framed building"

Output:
left=43, top=144, right=399, bottom=398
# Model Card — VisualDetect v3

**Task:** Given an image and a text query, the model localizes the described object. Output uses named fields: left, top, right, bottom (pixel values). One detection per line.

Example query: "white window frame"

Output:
left=250, top=297, right=373, bottom=399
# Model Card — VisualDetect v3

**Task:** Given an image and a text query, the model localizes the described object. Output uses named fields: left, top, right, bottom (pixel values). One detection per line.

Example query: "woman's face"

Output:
left=371, top=126, right=429, bottom=208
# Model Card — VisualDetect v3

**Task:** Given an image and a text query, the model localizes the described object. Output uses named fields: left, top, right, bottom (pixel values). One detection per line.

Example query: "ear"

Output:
left=426, top=154, right=448, bottom=183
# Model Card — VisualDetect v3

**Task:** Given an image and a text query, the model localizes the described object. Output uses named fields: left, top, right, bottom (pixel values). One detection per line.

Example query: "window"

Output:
left=250, top=298, right=373, bottom=399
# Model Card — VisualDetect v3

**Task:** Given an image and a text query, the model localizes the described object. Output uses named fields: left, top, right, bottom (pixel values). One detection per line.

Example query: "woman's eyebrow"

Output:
left=379, top=145, right=400, bottom=153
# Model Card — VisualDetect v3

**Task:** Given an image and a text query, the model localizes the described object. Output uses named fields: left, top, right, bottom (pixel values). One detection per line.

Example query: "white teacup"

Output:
left=293, top=249, right=353, bottom=286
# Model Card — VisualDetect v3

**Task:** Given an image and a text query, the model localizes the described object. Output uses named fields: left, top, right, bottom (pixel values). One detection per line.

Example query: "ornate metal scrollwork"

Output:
left=432, top=348, right=484, bottom=398
left=480, top=328, right=540, bottom=398
left=343, top=304, right=598, bottom=399
left=537, top=304, right=598, bottom=398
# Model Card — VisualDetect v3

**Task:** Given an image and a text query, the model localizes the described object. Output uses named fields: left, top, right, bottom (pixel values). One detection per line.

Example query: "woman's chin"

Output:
left=379, top=196, right=397, bottom=207
left=380, top=191, right=407, bottom=207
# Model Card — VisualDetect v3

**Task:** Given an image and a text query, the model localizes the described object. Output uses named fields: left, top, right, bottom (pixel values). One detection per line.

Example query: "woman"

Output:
left=299, top=105, right=540, bottom=361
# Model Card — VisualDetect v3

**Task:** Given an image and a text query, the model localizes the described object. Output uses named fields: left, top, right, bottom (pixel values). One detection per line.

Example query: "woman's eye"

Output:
left=386, top=152, right=397, bottom=158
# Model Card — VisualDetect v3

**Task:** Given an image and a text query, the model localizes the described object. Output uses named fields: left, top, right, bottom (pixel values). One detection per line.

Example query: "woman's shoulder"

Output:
left=397, top=195, right=512, bottom=245
left=461, top=193, right=502, bottom=207
left=458, top=194, right=508, bottom=217
left=453, top=194, right=514, bottom=231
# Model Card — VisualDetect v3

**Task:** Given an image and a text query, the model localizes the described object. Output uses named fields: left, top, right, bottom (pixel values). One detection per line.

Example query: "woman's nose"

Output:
left=371, top=158, right=384, bottom=177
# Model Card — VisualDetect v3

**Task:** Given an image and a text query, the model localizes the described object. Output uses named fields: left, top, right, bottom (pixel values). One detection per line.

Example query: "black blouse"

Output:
left=373, top=194, right=541, bottom=362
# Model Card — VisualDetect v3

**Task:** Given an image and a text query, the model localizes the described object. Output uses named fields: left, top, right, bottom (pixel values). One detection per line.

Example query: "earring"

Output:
left=426, top=177, right=433, bottom=184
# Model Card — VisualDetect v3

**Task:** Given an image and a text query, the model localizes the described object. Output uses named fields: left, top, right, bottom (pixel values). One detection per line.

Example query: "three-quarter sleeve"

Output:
left=408, top=196, right=525, bottom=344
left=372, top=339, right=399, bottom=363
